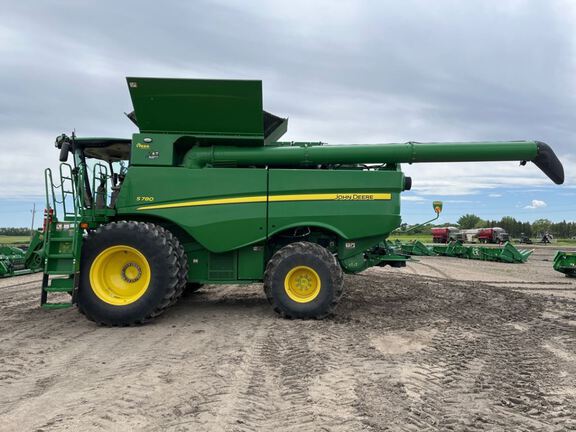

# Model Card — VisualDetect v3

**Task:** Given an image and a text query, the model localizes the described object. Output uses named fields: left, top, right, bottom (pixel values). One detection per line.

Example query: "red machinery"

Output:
left=431, top=227, right=459, bottom=243
left=477, top=227, right=509, bottom=244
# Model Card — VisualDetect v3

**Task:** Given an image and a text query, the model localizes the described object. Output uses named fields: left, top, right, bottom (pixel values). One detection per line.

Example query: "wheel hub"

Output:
left=284, top=266, right=321, bottom=303
left=121, top=262, right=142, bottom=283
left=89, top=245, right=151, bottom=305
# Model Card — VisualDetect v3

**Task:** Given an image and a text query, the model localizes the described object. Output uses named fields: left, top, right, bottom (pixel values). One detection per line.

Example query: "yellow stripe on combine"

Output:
left=137, top=192, right=392, bottom=211
left=270, top=193, right=392, bottom=202
left=137, top=195, right=267, bottom=210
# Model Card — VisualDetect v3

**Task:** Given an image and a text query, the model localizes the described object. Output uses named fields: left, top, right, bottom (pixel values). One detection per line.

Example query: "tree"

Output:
left=532, top=218, right=552, bottom=236
left=498, top=216, right=524, bottom=237
left=474, top=219, right=486, bottom=229
left=457, top=214, right=483, bottom=229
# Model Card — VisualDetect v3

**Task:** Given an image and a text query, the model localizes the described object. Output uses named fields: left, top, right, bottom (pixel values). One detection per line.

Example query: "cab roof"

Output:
left=75, top=137, right=131, bottom=162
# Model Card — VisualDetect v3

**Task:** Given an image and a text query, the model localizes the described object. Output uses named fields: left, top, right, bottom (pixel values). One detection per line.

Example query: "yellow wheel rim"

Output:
left=284, top=265, right=321, bottom=303
left=89, top=245, right=151, bottom=306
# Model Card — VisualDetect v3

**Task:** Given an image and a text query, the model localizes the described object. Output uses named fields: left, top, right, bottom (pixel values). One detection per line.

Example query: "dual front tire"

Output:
left=78, top=221, right=187, bottom=326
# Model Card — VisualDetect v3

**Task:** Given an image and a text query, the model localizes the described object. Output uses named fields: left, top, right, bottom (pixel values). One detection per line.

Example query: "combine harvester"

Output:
left=37, top=77, right=564, bottom=325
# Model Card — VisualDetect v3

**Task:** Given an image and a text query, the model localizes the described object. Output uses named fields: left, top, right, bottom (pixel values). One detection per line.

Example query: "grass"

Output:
left=389, top=233, right=433, bottom=243
left=555, top=239, right=576, bottom=246
left=0, top=235, right=31, bottom=245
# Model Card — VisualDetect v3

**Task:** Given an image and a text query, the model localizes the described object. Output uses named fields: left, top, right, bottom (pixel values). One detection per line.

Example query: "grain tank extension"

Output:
left=41, top=77, right=565, bottom=325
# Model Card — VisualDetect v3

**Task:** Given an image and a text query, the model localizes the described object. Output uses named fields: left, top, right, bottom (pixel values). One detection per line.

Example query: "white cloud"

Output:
left=401, top=195, right=425, bottom=202
left=403, top=157, right=576, bottom=196
left=524, top=199, right=547, bottom=209
left=0, top=0, right=575, bottom=220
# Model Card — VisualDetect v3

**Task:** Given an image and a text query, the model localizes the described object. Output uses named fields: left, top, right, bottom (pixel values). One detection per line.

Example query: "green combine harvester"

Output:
left=40, top=77, right=565, bottom=325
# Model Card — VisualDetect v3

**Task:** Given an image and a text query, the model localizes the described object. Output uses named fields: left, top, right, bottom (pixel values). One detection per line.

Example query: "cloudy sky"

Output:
left=0, top=0, right=574, bottom=226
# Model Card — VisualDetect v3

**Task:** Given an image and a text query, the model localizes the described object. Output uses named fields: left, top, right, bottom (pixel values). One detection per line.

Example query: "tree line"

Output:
left=0, top=227, right=32, bottom=236
left=403, top=215, right=576, bottom=239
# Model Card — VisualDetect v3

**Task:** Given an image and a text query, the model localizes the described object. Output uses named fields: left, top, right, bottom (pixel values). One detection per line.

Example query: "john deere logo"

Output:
left=136, top=143, right=150, bottom=149
left=335, top=194, right=375, bottom=201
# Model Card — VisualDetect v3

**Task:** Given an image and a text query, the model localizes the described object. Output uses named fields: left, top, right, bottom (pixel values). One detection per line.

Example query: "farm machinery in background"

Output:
left=431, top=227, right=460, bottom=243
left=397, top=239, right=533, bottom=264
left=35, top=77, right=565, bottom=325
left=553, top=251, right=576, bottom=278
left=432, top=226, right=509, bottom=244
left=0, top=231, right=44, bottom=278
left=519, top=232, right=554, bottom=244
left=397, top=203, right=532, bottom=264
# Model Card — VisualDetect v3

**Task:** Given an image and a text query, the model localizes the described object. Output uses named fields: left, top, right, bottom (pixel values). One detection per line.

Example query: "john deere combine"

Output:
left=40, top=77, right=565, bottom=325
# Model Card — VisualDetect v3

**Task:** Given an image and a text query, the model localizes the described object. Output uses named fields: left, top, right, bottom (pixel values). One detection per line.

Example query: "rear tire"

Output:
left=165, top=229, right=188, bottom=307
left=264, top=242, right=343, bottom=319
left=78, top=221, right=182, bottom=325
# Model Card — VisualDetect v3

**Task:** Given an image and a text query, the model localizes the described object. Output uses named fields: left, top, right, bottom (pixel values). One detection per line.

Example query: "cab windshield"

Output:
left=72, top=138, right=131, bottom=209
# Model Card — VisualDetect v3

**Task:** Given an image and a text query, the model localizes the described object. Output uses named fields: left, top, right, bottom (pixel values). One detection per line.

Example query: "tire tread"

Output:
left=78, top=221, right=183, bottom=326
left=263, top=241, right=343, bottom=319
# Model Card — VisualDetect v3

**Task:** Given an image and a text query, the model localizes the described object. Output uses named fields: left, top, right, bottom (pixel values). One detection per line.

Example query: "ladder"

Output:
left=41, top=164, right=83, bottom=309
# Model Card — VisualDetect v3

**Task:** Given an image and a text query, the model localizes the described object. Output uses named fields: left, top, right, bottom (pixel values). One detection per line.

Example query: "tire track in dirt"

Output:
left=0, top=280, right=41, bottom=296
left=411, top=261, right=455, bottom=280
left=345, top=271, right=576, bottom=431
left=1, top=255, right=576, bottom=431
left=224, top=322, right=327, bottom=431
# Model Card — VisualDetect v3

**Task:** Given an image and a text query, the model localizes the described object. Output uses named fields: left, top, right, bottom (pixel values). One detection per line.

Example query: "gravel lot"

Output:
left=1, top=245, right=575, bottom=431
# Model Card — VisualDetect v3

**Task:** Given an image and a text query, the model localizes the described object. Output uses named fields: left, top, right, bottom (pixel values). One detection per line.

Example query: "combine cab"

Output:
left=39, top=77, right=565, bottom=325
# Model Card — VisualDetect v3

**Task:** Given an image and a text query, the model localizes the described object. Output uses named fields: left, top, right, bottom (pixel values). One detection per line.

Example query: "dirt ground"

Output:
left=1, top=246, right=576, bottom=431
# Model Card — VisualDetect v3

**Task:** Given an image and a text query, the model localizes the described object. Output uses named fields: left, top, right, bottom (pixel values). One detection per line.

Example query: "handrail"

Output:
left=44, top=163, right=83, bottom=267
left=44, top=168, right=57, bottom=216
left=59, top=164, right=77, bottom=219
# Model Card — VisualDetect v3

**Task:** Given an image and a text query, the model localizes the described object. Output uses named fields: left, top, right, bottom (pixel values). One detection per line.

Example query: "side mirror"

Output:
left=433, top=200, right=443, bottom=214
left=59, top=141, right=70, bottom=162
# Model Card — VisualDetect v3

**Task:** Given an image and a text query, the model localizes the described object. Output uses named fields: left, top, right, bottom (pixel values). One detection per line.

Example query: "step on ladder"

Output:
left=41, top=164, right=83, bottom=309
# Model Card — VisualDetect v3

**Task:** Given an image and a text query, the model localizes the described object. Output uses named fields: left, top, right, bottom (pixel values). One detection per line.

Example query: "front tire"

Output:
left=264, top=242, right=343, bottom=319
left=78, top=221, right=184, bottom=325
